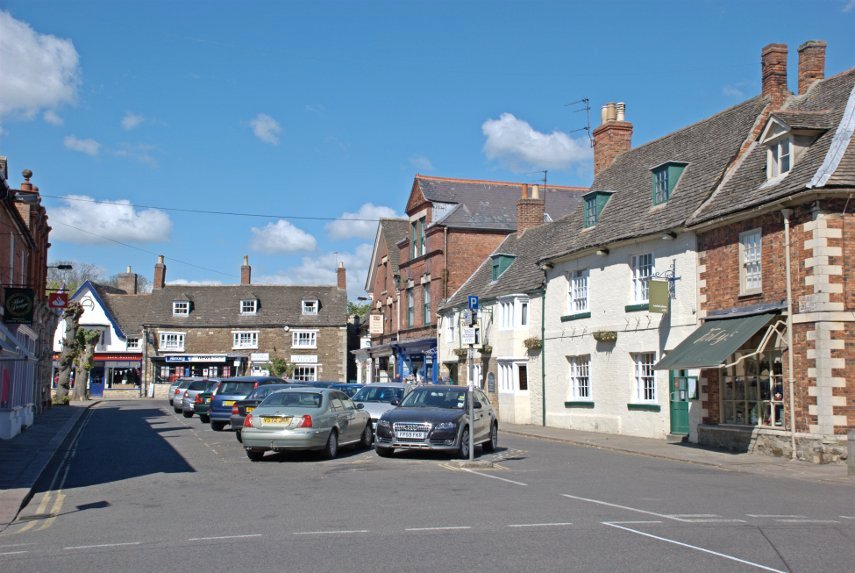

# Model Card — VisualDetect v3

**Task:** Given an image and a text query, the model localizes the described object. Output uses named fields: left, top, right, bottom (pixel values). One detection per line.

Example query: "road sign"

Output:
left=461, top=327, right=477, bottom=345
left=468, top=295, right=479, bottom=310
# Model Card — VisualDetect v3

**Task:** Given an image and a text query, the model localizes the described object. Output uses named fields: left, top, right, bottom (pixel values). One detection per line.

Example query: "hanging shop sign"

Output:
left=4, top=288, right=34, bottom=324
left=648, top=279, right=671, bottom=314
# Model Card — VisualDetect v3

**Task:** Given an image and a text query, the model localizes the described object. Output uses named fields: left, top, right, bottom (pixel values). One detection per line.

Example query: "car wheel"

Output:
left=323, top=430, right=338, bottom=459
left=211, top=421, right=226, bottom=432
left=375, top=446, right=394, bottom=458
left=359, top=423, right=373, bottom=449
left=174, top=407, right=182, bottom=413
left=246, top=449, right=264, bottom=462
left=482, top=422, right=498, bottom=453
left=182, top=411, right=193, bottom=418
left=457, top=426, right=470, bottom=459
left=235, top=429, right=242, bottom=443
left=199, top=414, right=209, bottom=424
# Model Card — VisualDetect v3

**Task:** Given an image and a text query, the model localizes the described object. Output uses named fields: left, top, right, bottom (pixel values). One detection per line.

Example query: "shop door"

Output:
left=89, top=367, right=105, bottom=397
left=669, top=370, right=690, bottom=435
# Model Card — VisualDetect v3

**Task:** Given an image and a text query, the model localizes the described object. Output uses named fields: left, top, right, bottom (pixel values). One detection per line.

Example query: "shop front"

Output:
left=367, top=343, right=395, bottom=382
left=152, top=354, right=244, bottom=384
left=393, top=337, right=438, bottom=384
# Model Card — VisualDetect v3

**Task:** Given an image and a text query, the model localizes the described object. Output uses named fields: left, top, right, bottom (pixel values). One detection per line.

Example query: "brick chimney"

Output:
left=517, top=184, right=545, bottom=235
left=153, top=255, right=166, bottom=290
left=117, top=266, right=138, bottom=294
left=798, top=40, right=826, bottom=95
left=241, top=255, right=251, bottom=285
left=337, top=261, right=346, bottom=290
left=592, top=102, right=632, bottom=177
left=762, top=43, right=789, bottom=110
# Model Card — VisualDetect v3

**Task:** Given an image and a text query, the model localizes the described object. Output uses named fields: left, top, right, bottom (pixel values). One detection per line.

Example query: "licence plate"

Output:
left=223, top=400, right=235, bottom=406
left=262, top=416, right=292, bottom=425
left=396, top=431, right=426, bottom=439
left=246, top=406, right=255, bottom=413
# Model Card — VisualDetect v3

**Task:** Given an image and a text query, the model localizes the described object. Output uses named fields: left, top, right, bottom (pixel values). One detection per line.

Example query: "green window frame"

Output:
left=651, top=162, right=687, bottom=205
left=582, top=191, right=613, bottom=228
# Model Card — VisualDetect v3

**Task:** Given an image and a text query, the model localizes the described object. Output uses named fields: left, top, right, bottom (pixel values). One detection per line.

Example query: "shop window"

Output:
left=721, top=345, right=784, bottom=427
left=293, top=365, right=318, bottom=381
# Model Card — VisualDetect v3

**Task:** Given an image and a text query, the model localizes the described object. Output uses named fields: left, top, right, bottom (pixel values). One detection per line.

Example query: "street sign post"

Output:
left=468, top=295, right=479, bottom=310
left=465, top=295, right=479, bottom=462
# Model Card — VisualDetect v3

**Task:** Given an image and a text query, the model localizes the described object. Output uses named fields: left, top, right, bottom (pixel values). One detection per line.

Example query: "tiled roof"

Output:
left=415, top=175, right=586, bottom=231
left=690, top=68, right=855, bottom=225
left=539, top=95, right=769, bottom=262
left=379, top=218, right=408, bottom=273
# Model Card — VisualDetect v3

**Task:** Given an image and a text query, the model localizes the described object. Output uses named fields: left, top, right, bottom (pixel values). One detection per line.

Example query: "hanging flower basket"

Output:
left=453, top=348, right=468, bottom=360
left=523, top=337, right=543, bottom=352
left=593, top=330, right=618, bottom=343
left=480, top=344, right=493, bottom=355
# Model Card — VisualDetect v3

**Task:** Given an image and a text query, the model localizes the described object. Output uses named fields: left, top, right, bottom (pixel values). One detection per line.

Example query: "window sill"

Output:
left=561, top=312, right=591, bottom=322
left=564, top=401, right=594, bottom=408
left=738, top=290, right=762, bottom=299
left=625, top=303, right=649, bottom=313
left=627, top=403, right=660, bottom=412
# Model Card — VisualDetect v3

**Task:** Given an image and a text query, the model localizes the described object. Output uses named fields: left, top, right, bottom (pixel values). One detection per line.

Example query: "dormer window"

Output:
left=240, top=299, right=257, bottom=315
left=768, top=136, right=792, bottom=178
left=760, top=113, right=828, bottom=182
left=651, top=162, right=687, bottom=205
left=583, top=191, right=613, bottom=228
left=302, top=299, right=319, bottom=315
left=172, top=301, right=190, bottom=317
left=491, top=254, right=516, bottom=281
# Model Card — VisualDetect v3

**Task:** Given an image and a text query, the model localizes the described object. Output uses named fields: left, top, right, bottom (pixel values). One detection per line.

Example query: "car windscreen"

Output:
left=353, top=386, right=403, bottom=403
left=247, top=385, right=290, bottom=400
left=217, top=381, right=256, bottom=395
left=188, top=380, right=209, bottom=391
left=178, top=380, right=195, bottom=389
left=399, top=388, right=467, bottom=409
left=261, top=392, right=323, bottom=408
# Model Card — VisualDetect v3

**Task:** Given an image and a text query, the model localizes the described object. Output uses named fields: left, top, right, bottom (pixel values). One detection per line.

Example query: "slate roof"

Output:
left=99, top=284, right=348, bottom=335
left=539, top=95, right=770, bottom=262
left=379, top=218, right=408, bottom=274
left=440, top=223, right=557, bottom=311
left=690, top=68, right=855, bottom=225
left=415, top=175, right=586, bottom=231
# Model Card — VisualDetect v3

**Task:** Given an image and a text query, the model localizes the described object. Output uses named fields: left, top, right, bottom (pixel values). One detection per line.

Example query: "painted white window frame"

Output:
left=159, top=331, right=185, bottom=351
left=767, top=135, right=792, bottom=179
left=407, top=289, right=415, bottom=327
left=292, top=365, right=318, bottom=381
left=423, top=284, right=431, bottom=326
left=126, top=337, right=140, bottom=350
left=240, top=299, right=258, bottom=315
left=568, top=355, right=591, bottom=400
left=291, top=329, right=318, bottom=349
left=739, top=228, right=762, bottom=294
left=630, top=254, right=654, bottom=304
left=498, top=359, right=529, bottom=393
left=632, top=352, right=657, bottom=403
left=520, top=300, right=528, bottom=326
left=568, top=269, right=589, bottom=313
left=446, top=312, right=457, bottom=343
left=302, top=299, right=319, bottom=316
left=232, top=331, right=259, bottom=349
left=172, top=300, right=190, bottom=317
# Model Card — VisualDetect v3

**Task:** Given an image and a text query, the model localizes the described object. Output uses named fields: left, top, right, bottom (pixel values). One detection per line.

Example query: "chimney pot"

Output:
left=592, top=100, right=633, bottom=177
left=616, top=102, right=626, bottom=122
left=797, top=40, right=826, bottom=94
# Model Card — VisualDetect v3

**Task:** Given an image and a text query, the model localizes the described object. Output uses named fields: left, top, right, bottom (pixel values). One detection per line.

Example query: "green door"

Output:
left=669, top=370, right=689, bottom=435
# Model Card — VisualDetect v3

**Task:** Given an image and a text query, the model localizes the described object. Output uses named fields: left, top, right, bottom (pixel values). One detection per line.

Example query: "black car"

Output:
left=374, top=385, right=497, bottom=459
left=230, top=383, right=294, bottom=443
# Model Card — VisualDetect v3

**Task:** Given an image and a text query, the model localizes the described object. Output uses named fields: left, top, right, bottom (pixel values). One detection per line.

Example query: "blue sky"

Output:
left=1, top=0, right=853, bottom=300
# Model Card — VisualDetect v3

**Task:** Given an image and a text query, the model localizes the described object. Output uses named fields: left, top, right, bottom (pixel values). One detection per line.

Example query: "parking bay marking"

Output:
left=65, top=542, right=141, bottom=550
left=460, top=468, right=527, bottom=487
left=0, top=551, right=29, bottom=556
left=187, top=534, right=262, bottom=542
left=507, top=522, right=573, bottom=528
left=293, top=530, right=369, bottom=535
left=405, top=526, right=471, bottom=532
left=603, top=523, right=786, bottom=573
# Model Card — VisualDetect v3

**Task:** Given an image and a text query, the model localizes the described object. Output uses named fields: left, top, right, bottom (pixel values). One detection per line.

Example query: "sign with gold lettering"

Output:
left=4, top=288, right=34, bottom=324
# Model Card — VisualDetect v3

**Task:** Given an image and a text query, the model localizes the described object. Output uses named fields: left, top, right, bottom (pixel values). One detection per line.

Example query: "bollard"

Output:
left=849, top=429, right=855, bottom=477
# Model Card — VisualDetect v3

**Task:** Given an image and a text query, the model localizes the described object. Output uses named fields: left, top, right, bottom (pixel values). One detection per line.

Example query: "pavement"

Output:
left=1, top=400, right=852, bottom=531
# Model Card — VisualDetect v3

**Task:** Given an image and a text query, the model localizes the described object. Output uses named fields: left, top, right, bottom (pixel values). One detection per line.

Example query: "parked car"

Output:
left=352, top=382, right=414, bottom=431
left=293, top=381, right=365, bottom=398
left=230, top=383, right=294, bottom=443
left=168, top=378, right=203, bottom=408
left=209, top=376, right=286, bottom=431
left=374, top=385, right=497, bottom=459
left=194, top=387, right=216, bottom=423
left=242, top=388, right=373, bottom=461
left=181, top=379, right=220, bottom=418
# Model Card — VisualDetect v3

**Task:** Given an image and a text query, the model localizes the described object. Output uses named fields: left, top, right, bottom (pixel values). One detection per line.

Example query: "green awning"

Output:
left=654, top=313, right=776, bottom=370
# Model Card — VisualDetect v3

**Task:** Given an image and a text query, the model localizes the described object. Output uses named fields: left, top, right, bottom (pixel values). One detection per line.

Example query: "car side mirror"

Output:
left=356, top=403, right=365, bottom=410
left=390, top=399, right=399, bottom=406
left=473, top=401, right=482, bottom=409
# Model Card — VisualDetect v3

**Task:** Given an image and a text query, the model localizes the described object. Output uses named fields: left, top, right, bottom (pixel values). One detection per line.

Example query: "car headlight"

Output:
left=377, top=420, right=392, bottom=429
left=434, top=422, right=456, bottom=431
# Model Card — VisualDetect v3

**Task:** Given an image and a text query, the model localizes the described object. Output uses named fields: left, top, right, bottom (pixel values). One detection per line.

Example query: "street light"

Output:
left=48, top=264, right=73, bottom=270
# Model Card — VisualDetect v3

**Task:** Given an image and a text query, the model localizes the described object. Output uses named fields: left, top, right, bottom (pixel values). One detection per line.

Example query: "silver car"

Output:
left=242, top=388, right=373, bottom=461
left=351, top=382, right=413, bottom=431
left=180, top=379, right=219, bottom=418
left=168, top=378, right=202, bottom=409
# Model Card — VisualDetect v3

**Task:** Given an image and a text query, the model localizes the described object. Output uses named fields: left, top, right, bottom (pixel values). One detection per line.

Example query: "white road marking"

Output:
left=678, top=519, right=747, bottom=523
left=461, top=468, right=527, bottom=486
left=187, top=534, right=262, bottom=541
left=839, top=516, right=855, bottom=520
left=669, top=514, right=720, bottom=518
left=405, top=526, right=471, bottom=531
left=562, top=494, right=677, bottom=521
left=0, top=551, right=29, bottom=556
left=775, top=519, right=840, bottom=524
left=746, top=514, right=806, bottom=518
left=293, top=530, right=369, bottom=535
left=604, top=523, right=787, bottom=573
left=607, top=521, right=663, bottom=525
left=0, top=543, right=33, bottom=548
left=507, top=522, right=573, bottom=528
left=65, top=542, right=141, bottom=550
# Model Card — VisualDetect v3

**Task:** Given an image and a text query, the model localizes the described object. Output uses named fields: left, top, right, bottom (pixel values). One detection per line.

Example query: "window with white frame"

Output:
left=407, top=289, right=414, bottom=327
left=767, top=136, right=792, bottom=179
left=498, top=360, right=528, bottom=392
left=232, top=331, right=258, bottom=349
left=632, top=352, right=657, bottom=402
left=291, top=330, right=317, bottom=349
left=172, top=301, right=190, bottom=317
left=126, top=337, right=140, bottom=350
left=446, top=312, right=457, bottom=342
left=499, top=299, right=514, bottom=330
left=520, top=300, right=528, bottom=326
left=302, top=299, right=318, bottom=315
left=159, top=332, right=185, bottom=351
left=630, top=254, right=654, bottom=303
left=240, top=299, right=257, bottom=315
left=739, top=228, right=762, bottom=293
left=411, top=216, right=426, bottom=258
left=568, top=355, right=591, bottom=400
left=292, top=365, right=318, bottom=381
left=568, top=269, right=589, bottom=313
left=423, top=284, right=431, bottom=326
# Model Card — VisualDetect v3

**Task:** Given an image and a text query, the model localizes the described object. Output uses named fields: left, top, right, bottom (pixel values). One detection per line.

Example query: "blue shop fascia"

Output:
left=392, top=337, right=438, bottom=383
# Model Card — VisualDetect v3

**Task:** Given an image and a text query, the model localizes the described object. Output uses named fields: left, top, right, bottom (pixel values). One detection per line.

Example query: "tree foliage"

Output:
left=268, top=356, right=295, bottom=379
left=347, top=301, right=370, bottom=319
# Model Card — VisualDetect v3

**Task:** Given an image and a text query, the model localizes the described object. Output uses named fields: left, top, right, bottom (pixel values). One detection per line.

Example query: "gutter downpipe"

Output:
left=541, top=287, right=546, bottom=427
left=782, top=209, right=797, bottom=460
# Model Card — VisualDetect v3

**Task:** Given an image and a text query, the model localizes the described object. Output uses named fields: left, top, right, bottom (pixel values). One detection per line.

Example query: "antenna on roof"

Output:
left=565, top=97, right=592, bottom=147
left=525, top=170, right=548, bottom=188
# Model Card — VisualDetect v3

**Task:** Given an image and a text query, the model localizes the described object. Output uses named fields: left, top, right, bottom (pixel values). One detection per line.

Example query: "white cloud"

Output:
left=482, top=112, right=591, bottom=172
left=113, top=143, right=159, bottom=167
left=250, top=220, right=317, bottom=253
left=409, top=154, right=433, bottom=171
left=43, top=110, right=63, bottom=125
left=121, top=112, right=144, bottom=130
left=326, top=203, right=400, bottom=240
left=0, top=11, right=80, bottom=119
left=844, top=0, right=855, bottom=12
left=722, top=85, right=745, bottom=98
left=167, top=278, right=223, bottom=286
left=50, top=195, right=172, bottom=244
left=256, top=244, right=373, bottom=300
left=64, top=135, right=100, bottom=156
left=249, top=113, right=282, bottom=145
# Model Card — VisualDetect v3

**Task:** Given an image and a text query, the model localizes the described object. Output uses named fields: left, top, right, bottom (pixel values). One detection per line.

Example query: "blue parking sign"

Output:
left=468, top=295, right=479, bottom=310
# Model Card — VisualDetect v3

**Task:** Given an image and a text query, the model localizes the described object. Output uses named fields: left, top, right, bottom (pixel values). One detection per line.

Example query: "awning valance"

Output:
left=654, top=313, right=776, bottom=371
